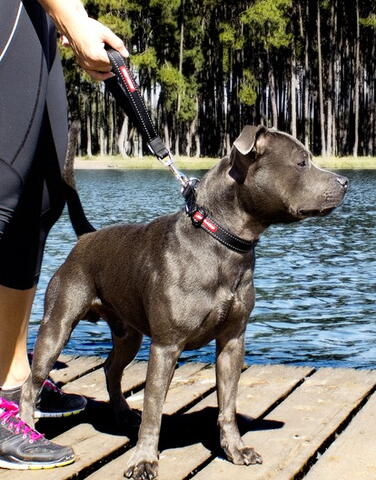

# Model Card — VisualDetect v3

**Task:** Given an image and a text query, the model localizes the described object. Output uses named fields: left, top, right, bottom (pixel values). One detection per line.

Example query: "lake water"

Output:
left=29, top=168, right=376, bottom=369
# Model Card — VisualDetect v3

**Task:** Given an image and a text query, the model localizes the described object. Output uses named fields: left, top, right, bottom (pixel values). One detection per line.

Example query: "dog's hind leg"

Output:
left=104, top=323, right=143, bottom=429
left=216, top=331, right=262, bottom=466
left=20, top=272, right=95, bottom=426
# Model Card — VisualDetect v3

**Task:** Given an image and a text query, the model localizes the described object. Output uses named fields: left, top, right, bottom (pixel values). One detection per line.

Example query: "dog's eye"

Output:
left=297, top=159, right=307, bottom=167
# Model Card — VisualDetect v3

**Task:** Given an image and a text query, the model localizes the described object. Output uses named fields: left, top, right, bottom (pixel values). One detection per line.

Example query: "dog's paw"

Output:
left=227, top=446, right=263, bottom=466
left=124, top=460, right=158, bottom=480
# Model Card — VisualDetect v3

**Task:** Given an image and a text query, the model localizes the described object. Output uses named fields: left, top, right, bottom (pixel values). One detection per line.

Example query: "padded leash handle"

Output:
left=105, top=48, right=169, bottom=159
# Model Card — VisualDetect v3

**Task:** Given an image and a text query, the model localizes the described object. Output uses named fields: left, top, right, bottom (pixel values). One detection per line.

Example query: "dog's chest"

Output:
left=175, top=267, right=255, bottom=349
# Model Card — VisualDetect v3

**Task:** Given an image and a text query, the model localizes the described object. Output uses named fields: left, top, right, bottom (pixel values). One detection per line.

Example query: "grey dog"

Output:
left=20, top=125, right=348, bottom=479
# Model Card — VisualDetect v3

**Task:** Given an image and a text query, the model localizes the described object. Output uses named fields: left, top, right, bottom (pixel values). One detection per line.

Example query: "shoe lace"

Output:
left=0, top=398, right=44, bottom=441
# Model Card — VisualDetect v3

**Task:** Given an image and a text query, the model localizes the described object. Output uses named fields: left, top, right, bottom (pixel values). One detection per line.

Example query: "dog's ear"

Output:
left=229, top=125, right=268, bottom=184
left=233, top=124, right=268, bottom=155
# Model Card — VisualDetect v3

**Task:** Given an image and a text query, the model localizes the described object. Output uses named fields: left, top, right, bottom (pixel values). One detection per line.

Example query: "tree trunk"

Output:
left=326, top=0, right=336, bottom=156
left=118, top=115, right=129, bottom=158
left=138, top=133, right=143, bottom=157
left=195, top=133, right=200, bottom=157
left=99, top=126, right=105, bottom=156
left=108, top=99, right=114, bottom=155
left=333, top=0, right=339, bottom=156
left=302, top=0, right=310, bottom=149
left=163, top=112, right=171, bottom=151
left=86, top=112, right=92, bottom=158
left=317, top=0, right=326, bottom=155
left=304, top=32, right=310, bottom=148
left=353, top=0, right=360, bottom=157
left=267, top=51, right=278, bottom=128
left=194, top=95, right=200, bottom=157
left=174, top=131, right=180, bottom=156
left=175, top=0, right=185, bottom=157
left=291, top=41, right=297, bottom=138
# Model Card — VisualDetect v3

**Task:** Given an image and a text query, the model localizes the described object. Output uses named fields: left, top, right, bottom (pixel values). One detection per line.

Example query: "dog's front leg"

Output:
left=216, top=332, right=262, bottom=465
left=125, top=343, right=181, bottom=480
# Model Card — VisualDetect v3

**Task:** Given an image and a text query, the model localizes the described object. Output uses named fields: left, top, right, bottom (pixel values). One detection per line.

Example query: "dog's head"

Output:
left=229, top=125, right=348, bottom=225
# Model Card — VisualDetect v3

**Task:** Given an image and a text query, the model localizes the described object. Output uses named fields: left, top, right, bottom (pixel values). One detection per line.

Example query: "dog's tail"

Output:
left=62, top=121, right=96, bottom=237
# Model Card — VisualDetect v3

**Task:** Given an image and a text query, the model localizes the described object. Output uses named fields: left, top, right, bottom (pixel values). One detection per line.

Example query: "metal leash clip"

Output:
left=158, top=151, right=190, bottom=188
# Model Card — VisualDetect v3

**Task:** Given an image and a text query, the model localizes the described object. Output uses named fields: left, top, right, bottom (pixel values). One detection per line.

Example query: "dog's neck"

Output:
left=194, top=158, right=267, bottom=242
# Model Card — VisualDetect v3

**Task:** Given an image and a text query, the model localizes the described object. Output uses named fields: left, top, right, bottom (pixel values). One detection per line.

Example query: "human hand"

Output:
left=61, top=17, right=129, bottom=81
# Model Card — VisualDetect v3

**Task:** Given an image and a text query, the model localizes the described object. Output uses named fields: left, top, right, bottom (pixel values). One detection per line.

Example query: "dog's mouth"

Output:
left=297, top=206, right=336, bottom=218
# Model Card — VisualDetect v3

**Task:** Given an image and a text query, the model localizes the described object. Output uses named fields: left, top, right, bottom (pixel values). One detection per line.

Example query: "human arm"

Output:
left=37, top=0, right=129, bottom=80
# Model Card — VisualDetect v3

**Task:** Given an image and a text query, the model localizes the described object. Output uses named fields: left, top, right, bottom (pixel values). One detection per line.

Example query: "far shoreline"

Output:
left=74, top=155, right=376, bottom=170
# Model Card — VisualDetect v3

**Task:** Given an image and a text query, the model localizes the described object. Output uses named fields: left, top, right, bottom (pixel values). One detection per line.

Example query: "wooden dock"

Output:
left=1, top=356, right=375, bottom=480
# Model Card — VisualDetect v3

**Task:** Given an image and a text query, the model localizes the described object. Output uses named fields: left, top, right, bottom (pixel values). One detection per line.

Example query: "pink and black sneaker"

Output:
left=35, top=379, right=87, bottom=419
left=0, top=378, right=87, bottom=419
left=0, top=398, right=74, bottom=470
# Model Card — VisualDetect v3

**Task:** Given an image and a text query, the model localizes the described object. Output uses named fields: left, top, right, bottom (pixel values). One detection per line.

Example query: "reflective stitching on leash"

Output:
left=108, top=51, right=153, bottom=142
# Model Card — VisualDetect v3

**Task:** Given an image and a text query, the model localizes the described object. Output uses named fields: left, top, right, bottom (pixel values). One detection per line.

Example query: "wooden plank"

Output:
left=127, top=364, right=215, bottom=413
left=0, top=424, right=129, bottom=480
left=61, top=361, right=149, bottom=401
left=172, top=361, right=208, bottom=380
left=187, top=364, right=314, bottom=415
left=86, top=365, right=312, bottom=480
left=86, top=444, right=214, bottom=480
left=61, top=361, right=207, bottom=404
left=51, top=355, right=103, bottom=385
left=304, top=391, right=376, bottom=480
left=191, top=368, right=376, bottom=480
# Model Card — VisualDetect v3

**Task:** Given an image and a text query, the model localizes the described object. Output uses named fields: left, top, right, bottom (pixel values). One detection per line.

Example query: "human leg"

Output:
left=0, top=1, right=75, bottom=470
left=0, top=113, right=86, bottom=418
left=0, top=286, right=36, bottom=389
left=0, top=123, right=82, bottom=468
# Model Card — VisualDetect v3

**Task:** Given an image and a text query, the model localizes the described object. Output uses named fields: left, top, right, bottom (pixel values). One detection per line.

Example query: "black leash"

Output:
left=105, top=49, right=256, bottom=254
left=105, top=49, right=188, bottom=186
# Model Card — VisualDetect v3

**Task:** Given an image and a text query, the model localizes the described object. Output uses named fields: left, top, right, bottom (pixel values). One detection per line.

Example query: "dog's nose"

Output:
left=336, top=176, right=349, bottom=190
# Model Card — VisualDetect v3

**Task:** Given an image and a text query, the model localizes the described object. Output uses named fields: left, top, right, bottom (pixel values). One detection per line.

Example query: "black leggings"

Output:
left=0, top=0, right=68, bottom=289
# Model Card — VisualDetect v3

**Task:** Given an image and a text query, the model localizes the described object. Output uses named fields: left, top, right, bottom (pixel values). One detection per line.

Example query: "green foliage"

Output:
left=179, top=83, right=198, bottom=122
left=150, top=0, right=181, bottom=9
left=241, top=0, right=292, bottom=49
left=98, top=14, right=132, bottom=39
left=222, top=48, right=230, bottom=74
left=239, top=69, right=258, bottom=106
left=360, top=13, right=376, bottom=28
left=219, top=23, right=236, bottom=46
left=59, top=44, right=91, bottom=96
left=157, top=61, right=198, bottom=121
left=63, top=0, right=134, bottom=88
left=131, top=47, right=158, bottom=71
left=149, top=0, right=181, bottom=19
left=159, top=63, right=185, bottom=91
left=320, top=0, right=331, bottom=11
left=93, top=0, right=142, bottom=11
left=61, top=0, right=375, bottom=158
left=158, top=62, right=185, bottom=111
left=219, top=22, right=244, bottom=73
left=184, top=46, right=204, bottom=72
